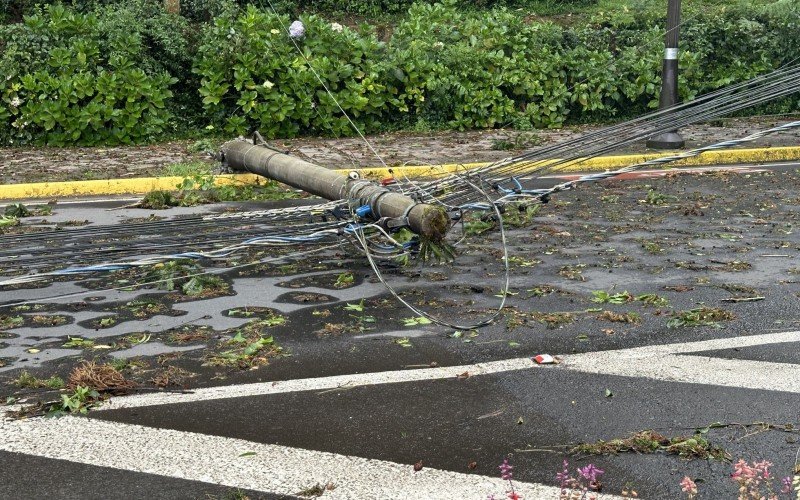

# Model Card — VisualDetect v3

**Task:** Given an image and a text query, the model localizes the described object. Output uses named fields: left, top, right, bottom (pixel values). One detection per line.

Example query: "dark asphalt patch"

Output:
left=3, top=167, right=800, bottom=499
left=686, top=340, right=800, bottom=365
left=0, top=450, right=293, bottom=500
left=93, top=367, right=800, bottom=499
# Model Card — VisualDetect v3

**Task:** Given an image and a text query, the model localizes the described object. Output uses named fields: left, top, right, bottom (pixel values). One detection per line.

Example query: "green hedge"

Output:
left=0, top=0, right=798, bottom=146
left=194, top=5, right=397, bottom=137
left=0, top=3, right=183, bottom=145
left=1, top=0, right=599, bottom=23
left=194, top=0, right=797, bottom=136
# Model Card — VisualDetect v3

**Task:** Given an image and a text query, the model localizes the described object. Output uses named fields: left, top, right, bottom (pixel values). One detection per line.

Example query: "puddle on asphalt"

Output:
left=0, top=270, right=388, bottom=372
left=353, top=329, right=435, bottom=340
left=111, top=341, right=204, bottom=360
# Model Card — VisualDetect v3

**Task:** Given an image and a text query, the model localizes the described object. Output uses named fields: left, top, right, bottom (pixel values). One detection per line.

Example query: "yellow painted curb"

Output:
left=346, top=146, right=800, bottom=180
left=1, top=146, right=799, bottom=201
left=0, top=173, right=265, bottom=201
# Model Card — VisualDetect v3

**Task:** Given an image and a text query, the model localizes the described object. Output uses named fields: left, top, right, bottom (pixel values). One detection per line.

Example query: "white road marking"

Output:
left=563, top=330, right=800, bottom=392
left=98, top=356, right=536, bottom=410
left=0, top=416, right=617, bottom=500
left=92, top=330, right=800, bottom=412
left=4, top=332, right=798, bottom=498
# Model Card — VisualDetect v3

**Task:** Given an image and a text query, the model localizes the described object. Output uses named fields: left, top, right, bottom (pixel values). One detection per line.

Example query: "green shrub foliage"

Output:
left=0, top=0, right=797, bottom=145
left=0, top=3, right=179, bottom=145
left=388, top=2, right=572, bottom=130
left=194, top=5, right=397, bottom=137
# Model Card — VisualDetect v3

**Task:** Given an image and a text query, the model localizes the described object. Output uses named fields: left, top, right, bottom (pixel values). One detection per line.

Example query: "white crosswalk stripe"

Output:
left=0, top=416, right=621, bottom=500
left=90, top=330, right=800, bottom=412
left=4, top=330, right=798, bottom=498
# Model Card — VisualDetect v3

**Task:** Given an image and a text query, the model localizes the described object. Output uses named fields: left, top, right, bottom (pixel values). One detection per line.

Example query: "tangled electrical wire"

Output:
left=1, top=20, right=800, bottom=330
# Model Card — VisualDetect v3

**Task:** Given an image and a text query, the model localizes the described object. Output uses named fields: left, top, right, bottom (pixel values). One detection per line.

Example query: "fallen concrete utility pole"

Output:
left=220, top=139, right=448, bottom=240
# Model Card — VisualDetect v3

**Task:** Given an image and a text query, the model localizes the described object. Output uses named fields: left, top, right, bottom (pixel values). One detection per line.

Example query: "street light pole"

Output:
left=646, top=0, right=685, bottom=149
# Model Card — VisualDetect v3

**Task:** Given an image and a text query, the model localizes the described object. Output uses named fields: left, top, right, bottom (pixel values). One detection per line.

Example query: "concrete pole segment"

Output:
left=221, top=140, right=449, bottom=241
left=647, top=0, right=686, bottom=149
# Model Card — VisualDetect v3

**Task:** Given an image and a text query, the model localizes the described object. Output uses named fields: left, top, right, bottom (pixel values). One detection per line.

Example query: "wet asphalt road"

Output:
left=1, top=162, right=800, bottom=499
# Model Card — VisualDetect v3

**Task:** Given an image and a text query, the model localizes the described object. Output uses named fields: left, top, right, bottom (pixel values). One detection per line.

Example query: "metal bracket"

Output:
left=252, top=131, right=290, bottom=154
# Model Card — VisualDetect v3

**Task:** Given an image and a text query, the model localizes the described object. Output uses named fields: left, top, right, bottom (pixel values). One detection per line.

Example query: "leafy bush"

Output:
left=388, top=1, right=573, bottom=130
left=0, top=0, right=796, bottom=145
left=385, top=0, right=794, bottom=129
left=0, top=4, right=179, bottom=145
left=194, top=5, right=397, bottom=137
left=165, top=0, right=599, bottom=20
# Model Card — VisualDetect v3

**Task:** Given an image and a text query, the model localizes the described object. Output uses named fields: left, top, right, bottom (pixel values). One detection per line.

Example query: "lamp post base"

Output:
left=646, top=131, right=685, bottom=150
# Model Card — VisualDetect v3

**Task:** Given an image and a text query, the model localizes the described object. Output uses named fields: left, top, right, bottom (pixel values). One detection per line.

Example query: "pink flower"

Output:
left=556, top=459, right=570, bottom=492
left=499, top=458, right=514, bottom=480
left=731, top=459, right=757, bottom=481
left=780, top=476, right=792, bottom=494
left=752, top=460, right=772, bottom=480
left=579, top=464, right=605, bottom=483
left=680, top=476, right=698, bottom=496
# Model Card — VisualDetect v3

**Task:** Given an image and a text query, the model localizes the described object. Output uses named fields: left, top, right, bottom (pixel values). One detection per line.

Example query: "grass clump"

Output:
left=181, top=275, right=229, bottom=297
left=168, top=325, right=213, bottom=344
left=0, top=215, right=20, bottom=231
left=597, top=310, right=641, bottom=323
left=491, top=132, right=542, bottom=151
left=138, top=190, right=179, bottom=209
left=151, top=366, right=196, bottom=388
left=333, top=272, right=355, bottom=289
left=124, top=300, right=169, bottom=318
left=591, top=290, right=632, bottom=304
left=640, top=240, right=663, bottom=254
left=0, top=315, right=24, bottom=329
left=296, top=482, right=336, bottom=498
left=642, top=189, right=679, bottom=206
left=205, top=334, right=281, bottom=369
left=530, top=312, right=575, bottom=329
left=108, top=358, right=148, bottom=372
left=141, top=259, right=200, bottom=291
left=719, top=260, right=752, bottom=272
left=635, top=293, right=669, bottom=307
left=13, top=371, right=64, bottom=390
left=4, top=203, right=31, bottom=218
left=205, top=317, right=285, bottom=369
left=47, top=386, right=101, bottom=417
left=162, top=160, right=213, bottom=177
left=464, top=219, right=495, bottom=236
left=559, top=264, right=586, bottom=281
left=572, top=430, right=729, bottom=461
left=718, top=283, right=759, bottom=296
left=30, top=314, right=68, bottom=326
left=63, top=336, right=95, bottom=349
left=668, top=307, right=735, bottom=328
left=138, top=173, right=295, bottom=210
left=462, top=203, right=540, bottom=236
left=67, top=361, right=136, bottom=392
left=527, top=285, right=557, bottom=297
left=502, top=203, right=541, bottom=228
